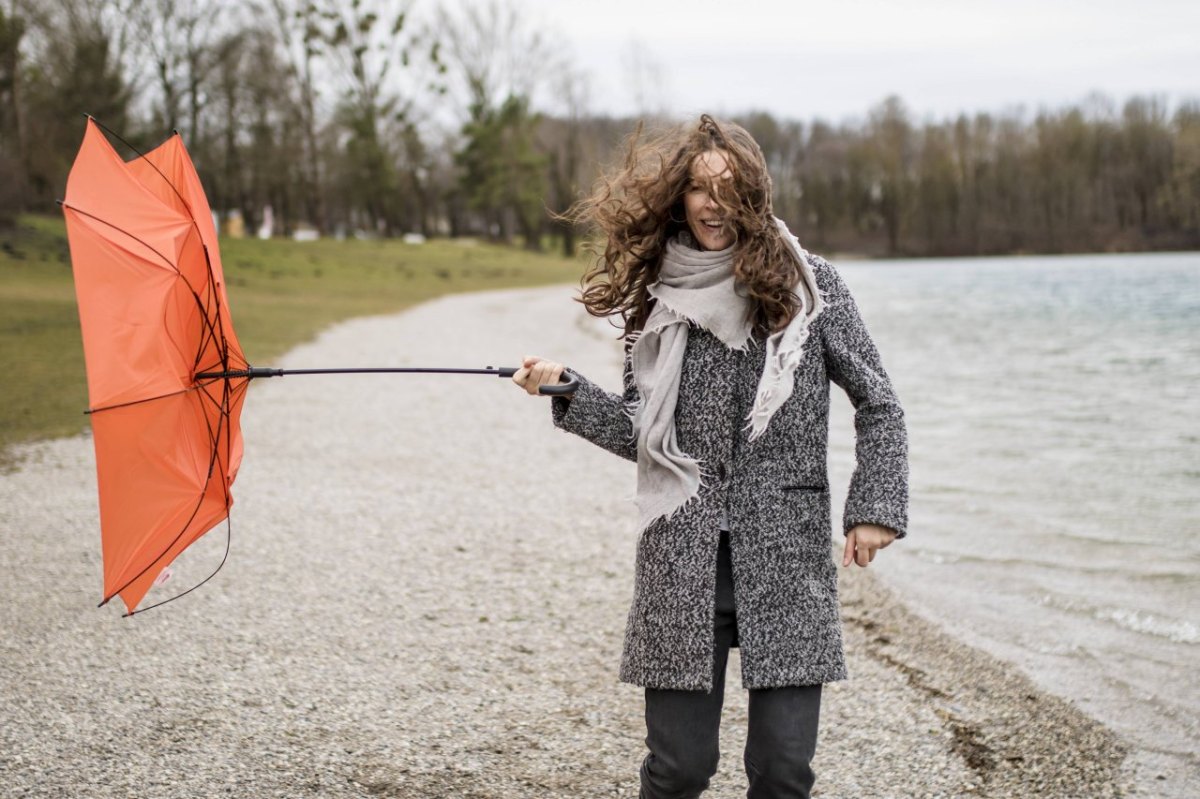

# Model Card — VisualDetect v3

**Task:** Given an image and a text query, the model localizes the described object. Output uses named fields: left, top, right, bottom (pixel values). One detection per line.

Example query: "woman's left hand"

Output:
left=842, top=524, right=897, bottom=567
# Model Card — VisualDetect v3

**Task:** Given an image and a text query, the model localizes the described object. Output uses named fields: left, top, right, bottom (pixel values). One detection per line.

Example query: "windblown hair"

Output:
left=566, top=114, right=805, bottom=343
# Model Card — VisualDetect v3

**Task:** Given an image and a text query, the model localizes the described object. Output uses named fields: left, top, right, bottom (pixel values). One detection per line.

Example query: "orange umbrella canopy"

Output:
left=62, top=118, right=249, bottom=614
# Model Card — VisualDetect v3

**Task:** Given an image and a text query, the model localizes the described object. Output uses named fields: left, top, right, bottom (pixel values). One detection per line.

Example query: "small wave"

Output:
left=1097, top=608, right=1199, bottom=645
left=1038, top=593, right=1199, bottom=644
left=908, top=548, right=961, bottom=565
left=1054, top=530, right=1147, bottom=548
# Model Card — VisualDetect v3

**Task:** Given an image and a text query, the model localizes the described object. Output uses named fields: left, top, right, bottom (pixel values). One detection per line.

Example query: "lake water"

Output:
left=827, top=251, right=1200, bottom=795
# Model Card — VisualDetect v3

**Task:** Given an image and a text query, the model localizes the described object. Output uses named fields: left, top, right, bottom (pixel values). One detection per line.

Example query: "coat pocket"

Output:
left=780, top=484, right=828, bottom=493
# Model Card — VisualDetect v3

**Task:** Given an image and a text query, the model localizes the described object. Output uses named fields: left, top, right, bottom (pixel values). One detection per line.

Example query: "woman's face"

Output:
left=683, top=149, right=735, bottom=251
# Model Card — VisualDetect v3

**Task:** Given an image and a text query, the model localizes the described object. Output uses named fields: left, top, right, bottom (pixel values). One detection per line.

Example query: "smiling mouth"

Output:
left=702, top=220, right=725, bottom=230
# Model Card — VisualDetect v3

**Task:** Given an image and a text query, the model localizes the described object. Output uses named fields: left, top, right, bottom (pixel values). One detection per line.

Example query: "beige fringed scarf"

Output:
left=624, top=216, right=825, bottom=532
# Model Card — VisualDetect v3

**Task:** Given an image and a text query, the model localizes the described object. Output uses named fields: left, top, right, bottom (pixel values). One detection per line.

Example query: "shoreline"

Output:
left=839, top=566, right=1130, bottom=797
left=0, top=283, right=1133, bottom=797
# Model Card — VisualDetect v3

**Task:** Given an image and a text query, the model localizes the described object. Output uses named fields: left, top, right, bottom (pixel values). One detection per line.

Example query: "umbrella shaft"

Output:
left=195, top=366, right=517, bottom=379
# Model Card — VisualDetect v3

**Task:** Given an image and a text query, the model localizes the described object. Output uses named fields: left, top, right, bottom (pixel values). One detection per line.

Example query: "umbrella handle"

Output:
left=494, top=366, right=579, bottom=396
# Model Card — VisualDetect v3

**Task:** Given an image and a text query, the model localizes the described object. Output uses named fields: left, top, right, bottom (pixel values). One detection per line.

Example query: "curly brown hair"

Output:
left=566, top=114, right=805, bottom=343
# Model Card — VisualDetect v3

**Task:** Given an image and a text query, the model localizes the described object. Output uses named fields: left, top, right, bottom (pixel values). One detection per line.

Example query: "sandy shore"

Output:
left=0, top=284, right=1131, bottom=797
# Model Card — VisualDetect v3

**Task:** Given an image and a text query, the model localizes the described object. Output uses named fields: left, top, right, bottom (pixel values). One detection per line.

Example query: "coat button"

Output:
left=717, top=463, right=727, bottom=482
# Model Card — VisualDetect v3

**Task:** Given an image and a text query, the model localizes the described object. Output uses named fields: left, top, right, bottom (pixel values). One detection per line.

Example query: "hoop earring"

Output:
left=668, top=208, right=686, bottom=224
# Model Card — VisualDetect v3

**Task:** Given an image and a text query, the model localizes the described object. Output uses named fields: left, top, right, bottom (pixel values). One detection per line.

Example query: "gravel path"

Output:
left=1, top=284, right=1131, bottom=798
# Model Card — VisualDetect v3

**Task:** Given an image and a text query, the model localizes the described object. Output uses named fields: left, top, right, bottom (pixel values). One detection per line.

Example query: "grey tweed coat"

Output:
left=550, top=254, right=908, bottom=691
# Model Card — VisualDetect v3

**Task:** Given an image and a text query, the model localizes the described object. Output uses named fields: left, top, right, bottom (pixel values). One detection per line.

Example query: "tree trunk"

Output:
left=7, top=8, right=26, bottom=216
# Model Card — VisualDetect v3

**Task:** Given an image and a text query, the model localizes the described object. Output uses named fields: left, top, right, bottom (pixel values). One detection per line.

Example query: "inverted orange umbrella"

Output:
left=61, top=118, right=575, bottom=616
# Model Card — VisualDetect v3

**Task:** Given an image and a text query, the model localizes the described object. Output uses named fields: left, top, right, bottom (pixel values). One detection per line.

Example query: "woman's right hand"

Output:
left=511, top=355, right=572, bottom=398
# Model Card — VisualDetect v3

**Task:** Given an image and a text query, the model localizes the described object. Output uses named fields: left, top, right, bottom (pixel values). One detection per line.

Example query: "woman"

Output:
left=512, top=115, right=908, bottom=799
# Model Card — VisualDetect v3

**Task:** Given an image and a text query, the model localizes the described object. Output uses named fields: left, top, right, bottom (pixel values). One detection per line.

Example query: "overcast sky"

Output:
left=519, top=0, right=1200, bottom=124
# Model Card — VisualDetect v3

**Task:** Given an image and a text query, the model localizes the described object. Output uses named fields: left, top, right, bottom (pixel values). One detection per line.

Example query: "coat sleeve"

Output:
left=549, top=352, right=639, bottom=462
left=813, top=257, right=910, bottom=539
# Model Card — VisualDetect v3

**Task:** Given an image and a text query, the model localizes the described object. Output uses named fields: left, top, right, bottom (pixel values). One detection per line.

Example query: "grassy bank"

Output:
left=0, top=215, right=582, bottom=467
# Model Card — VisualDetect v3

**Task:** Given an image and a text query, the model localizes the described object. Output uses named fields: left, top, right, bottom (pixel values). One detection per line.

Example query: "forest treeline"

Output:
left=2, top=0, right=1198, bottom=257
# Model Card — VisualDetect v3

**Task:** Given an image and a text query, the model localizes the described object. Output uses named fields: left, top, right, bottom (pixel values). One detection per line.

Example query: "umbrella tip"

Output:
left=55, top=199, right=64, bottom=207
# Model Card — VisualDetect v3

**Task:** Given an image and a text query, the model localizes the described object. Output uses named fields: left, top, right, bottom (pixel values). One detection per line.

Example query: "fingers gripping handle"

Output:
left=496, top=366, right=579, bottom=396
left=538, top=368, right=579, bottom=396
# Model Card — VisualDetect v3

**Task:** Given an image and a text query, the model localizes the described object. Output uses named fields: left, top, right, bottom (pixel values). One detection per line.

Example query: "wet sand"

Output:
left=0, top=284, right=1130, bottom=797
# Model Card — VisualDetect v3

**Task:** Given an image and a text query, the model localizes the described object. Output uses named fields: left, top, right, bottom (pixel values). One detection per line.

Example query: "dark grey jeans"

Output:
left=639, top=530, right=822, bottom=799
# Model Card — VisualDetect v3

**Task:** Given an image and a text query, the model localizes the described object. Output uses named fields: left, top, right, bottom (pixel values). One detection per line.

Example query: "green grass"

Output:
left=0, top=214, right=583, bottom=468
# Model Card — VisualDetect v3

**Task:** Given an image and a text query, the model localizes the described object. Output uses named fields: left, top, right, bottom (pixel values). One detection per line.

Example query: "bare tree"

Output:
left=312, top=0, right=438, bottom=234
left=621, top=37, right=669, bottom=123
left=0, top=1, right=27, bottom=221
left=436, top=0, right=561, bottom=244
left=269, top=0, right=328, bottom=230
left=865, top=95, right=916, bottom=255
left=131, top=0, right=231, bottom=141
left=435, top=0, right=550, bottom=123
left=543, top=61, right=589, bottom=256
left=17, top=0, right=137, bottom=206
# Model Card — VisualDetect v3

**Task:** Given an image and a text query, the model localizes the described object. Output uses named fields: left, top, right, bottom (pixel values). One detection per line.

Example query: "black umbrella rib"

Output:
left=83, top=118, right=236, bottom=375
left=86, top=386, right=198, bottom=415
left=103, top=377, right=249, bottom=612
left=176, top=224, right=227, bottom=373
left=99, top=477, right=210, bottom=608
left=85, top=371, right=250, bottom=414
left=119, top=376, right=249, bottom=616
left=121, top=514, right=232, bottom=618
left=186, top=284, right=224, bottom=372
left=190, top=268, right=229, bottom=375
left=201, top=242, right=237, bottom=374
left=61, top=203, right=229, bottom=376
left=59, top=203, right=181, bottom=275
left=100, top=382, right=226, bottom=605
